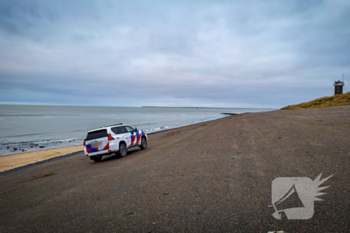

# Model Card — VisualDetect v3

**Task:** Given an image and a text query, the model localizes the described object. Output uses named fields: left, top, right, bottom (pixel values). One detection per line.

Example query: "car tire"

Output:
left=140, top=136, right=147, bottom=150
left=118, top=142, right=127, bottom=158
left=91, top=155, right=102, bottom=162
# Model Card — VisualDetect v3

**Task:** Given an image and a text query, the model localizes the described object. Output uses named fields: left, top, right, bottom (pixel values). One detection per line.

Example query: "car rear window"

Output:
left=86, top=129, right=107, bottom=140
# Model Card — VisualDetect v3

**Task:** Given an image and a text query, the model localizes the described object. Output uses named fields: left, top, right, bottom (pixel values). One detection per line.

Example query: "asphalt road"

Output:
left=0, top=106, right=349, bottom=232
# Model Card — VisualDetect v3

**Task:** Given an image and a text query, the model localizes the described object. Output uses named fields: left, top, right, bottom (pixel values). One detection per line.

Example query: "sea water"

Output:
left=0, top=105, right=271, bottom=156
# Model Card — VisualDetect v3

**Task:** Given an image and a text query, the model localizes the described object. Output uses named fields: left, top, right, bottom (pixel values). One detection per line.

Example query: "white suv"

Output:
left=83, top=123, right=148, bottom=162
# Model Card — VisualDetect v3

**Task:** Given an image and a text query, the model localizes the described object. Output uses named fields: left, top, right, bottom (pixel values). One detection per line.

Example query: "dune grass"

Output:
left=281, top=92, right=350, bottom=110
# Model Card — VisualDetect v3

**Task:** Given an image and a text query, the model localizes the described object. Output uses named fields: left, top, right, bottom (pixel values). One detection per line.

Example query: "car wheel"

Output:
left=140, top=137, right=147, bottom=149
left=119, top=142, right=127, bottom=158
left=91, top=155, right=102, bottom=162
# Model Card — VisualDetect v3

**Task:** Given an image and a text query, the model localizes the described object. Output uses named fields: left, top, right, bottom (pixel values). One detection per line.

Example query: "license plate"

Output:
left=91, top=141, right=102, bottom=148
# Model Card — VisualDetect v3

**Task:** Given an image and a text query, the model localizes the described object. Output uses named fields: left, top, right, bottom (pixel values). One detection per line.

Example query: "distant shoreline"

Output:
left=142, top=106, right=273, bottom=110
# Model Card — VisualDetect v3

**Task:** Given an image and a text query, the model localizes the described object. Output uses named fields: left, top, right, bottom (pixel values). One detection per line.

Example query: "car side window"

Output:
left=125, top=126, right=135, bottom=133
left=112, top=126, right=127, bottom=134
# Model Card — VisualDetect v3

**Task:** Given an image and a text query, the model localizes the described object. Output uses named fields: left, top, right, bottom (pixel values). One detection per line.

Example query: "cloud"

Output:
left=0, top=0, right=349, bottom=108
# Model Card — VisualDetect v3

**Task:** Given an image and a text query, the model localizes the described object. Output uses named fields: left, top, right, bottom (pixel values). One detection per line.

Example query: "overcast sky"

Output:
left=0, top=0, right=349, bottom=108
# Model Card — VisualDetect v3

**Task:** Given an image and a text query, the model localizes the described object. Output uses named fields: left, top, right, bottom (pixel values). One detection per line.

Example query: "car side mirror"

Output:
left=134, top=127, right=138, bottom=132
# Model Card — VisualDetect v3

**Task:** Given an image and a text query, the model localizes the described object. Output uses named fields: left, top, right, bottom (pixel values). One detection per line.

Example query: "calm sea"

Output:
left=0, top=105, right=271, bottom=156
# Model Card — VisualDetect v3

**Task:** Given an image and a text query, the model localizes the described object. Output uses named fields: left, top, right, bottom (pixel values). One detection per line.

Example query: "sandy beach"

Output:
left=0, top=106, right=349, bottom=232
left=0, top=145, right=83, bottom=173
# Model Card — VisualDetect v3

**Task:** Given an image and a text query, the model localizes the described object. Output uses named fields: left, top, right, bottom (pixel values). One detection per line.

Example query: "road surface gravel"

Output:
left=0, top=106, right=349, bottom=232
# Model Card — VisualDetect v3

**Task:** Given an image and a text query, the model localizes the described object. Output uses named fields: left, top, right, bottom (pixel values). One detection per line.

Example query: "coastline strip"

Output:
left=0, top=145, right=83, bottom=174
left=0, top=150, right=82, bottom=176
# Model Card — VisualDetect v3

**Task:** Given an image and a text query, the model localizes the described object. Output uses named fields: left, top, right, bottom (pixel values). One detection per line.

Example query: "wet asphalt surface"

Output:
left=0, top=106, right=349, bottom=232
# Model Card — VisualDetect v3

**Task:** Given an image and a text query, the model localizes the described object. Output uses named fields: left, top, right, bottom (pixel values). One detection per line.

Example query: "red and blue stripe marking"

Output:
left=86, top=143, right=109, bottom=153
left=86, top=144, right=98, bottom=153
left=130, top=130, right=145, bottom=146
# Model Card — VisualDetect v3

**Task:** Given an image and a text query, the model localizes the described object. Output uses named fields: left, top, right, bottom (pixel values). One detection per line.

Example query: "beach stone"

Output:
left=39, top=146, right=45, bottom=148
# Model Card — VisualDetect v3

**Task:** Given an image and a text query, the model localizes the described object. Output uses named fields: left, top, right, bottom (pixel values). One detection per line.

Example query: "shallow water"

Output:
left=0, top=105, right=271, bottom=156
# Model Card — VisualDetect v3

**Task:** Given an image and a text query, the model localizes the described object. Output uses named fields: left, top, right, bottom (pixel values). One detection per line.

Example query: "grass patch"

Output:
left=281, top=92, right=350, bottom=110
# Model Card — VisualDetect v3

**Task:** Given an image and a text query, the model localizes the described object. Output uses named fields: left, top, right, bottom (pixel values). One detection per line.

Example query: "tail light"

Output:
left=83, top=139, right=86, bottom=146
left=108, top=134, right=114, bottom=140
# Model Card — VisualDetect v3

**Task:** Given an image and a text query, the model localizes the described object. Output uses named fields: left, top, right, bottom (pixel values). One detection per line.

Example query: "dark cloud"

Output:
left=0, top=1, right=60, bottom=40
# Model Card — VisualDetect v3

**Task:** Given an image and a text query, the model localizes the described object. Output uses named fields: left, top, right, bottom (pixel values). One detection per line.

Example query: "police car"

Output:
left=83, top=123, right=148, bottom=162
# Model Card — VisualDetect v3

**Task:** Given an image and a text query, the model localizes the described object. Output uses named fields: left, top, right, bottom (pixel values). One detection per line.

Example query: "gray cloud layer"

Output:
left=0, top=0, right=349, bottom=108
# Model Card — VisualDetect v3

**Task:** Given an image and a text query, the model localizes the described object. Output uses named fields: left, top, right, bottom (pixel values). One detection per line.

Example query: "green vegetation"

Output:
left=281, top=92, right=350, bottom=110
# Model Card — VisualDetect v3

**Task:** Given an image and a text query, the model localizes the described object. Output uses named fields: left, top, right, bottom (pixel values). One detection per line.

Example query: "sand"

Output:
left=0, top=145, right=83, bottom=173
left=0, top=106, right=349, bottom=232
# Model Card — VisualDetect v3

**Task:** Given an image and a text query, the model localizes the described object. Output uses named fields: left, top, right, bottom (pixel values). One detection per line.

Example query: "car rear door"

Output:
left=111, top=126, right=130, bottom=146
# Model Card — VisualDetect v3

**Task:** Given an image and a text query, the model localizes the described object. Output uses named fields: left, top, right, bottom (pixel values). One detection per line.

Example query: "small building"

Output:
left=333, top=80, right=344, bottom=95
